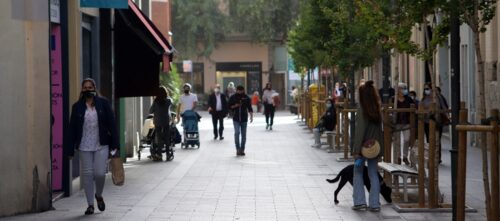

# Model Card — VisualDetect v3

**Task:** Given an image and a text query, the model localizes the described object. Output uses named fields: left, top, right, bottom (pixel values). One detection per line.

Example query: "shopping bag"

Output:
left=109, top=157, right=124, bottom=186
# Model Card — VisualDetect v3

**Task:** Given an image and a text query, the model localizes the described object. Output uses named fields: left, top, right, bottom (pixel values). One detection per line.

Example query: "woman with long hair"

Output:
left=149, top=86, right=172, bottom=161
left=68, top=78, right=119, bottom=215
left=351, top=80, right=384, bottom=212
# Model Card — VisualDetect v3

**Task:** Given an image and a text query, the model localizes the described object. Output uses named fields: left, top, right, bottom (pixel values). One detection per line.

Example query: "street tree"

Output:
left=172, top=0, right=229, bottom=59
left=457, top=1, right=497, bottom=219
left=172, top=0, right=300, bottom=59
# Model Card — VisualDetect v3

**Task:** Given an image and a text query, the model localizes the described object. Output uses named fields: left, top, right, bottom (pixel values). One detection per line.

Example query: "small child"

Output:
left=251, top=91, right=260, bottom=113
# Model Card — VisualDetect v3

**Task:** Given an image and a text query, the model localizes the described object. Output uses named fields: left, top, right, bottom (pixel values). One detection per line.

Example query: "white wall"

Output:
left=0, top=0, right=52, bottom=217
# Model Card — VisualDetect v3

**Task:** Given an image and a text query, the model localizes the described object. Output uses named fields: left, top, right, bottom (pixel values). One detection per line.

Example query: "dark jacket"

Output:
left=395, top=95, right=415, bottom=124
left=228, top=93, right=253, bottom=122
left=322, top=104, right=337, bottom=131
left=68, top=96, right=119, bottom=157
left=352, top=107, right=384, bottom=157
left=149, top=98, right=172, bottom=127
left=208, top=92, right=228, bottom=116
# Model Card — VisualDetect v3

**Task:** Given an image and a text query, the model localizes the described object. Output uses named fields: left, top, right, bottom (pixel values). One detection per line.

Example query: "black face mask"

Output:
left=82, top=90, right=97, bottom=98
left=184, top=89, right=190, bottom=94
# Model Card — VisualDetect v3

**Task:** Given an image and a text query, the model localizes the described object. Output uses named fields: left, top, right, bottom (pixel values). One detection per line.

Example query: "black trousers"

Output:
left=264, top=104, right=275, bottom=126
left=212, top=111, right=225, bottom=137
left=424, top=123, right=443, bottom=161
left=152, top=126, right=170, bottom=155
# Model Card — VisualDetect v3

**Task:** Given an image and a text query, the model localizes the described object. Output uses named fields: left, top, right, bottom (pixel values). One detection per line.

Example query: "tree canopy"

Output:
left=172, top=0, right=300, bottom=59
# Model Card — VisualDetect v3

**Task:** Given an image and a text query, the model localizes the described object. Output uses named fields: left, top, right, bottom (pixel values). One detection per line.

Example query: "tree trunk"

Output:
left=422, top=18, right=441, bottom=207
left=473, top=29, right=492, bottom=221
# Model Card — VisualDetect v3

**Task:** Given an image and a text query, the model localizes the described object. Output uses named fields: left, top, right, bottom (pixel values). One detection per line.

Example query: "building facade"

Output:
left=0, top=0, right=52, bottom=216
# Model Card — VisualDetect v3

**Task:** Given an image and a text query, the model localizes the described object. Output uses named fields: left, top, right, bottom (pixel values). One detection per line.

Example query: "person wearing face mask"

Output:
left=177, top=83, right=199, bottom=122
left=262, top=82, right=276, bottom=130
left=208, top=84, right=228, bottom=140
left=391, top=82, right=415, bottom=165
left=68, top=78, right=119, bottom=215
left=228, top=85, right=253, bottom=156
left=421, top=83, right=446, bottom=163
left=312, top=98, right=337, bottom=147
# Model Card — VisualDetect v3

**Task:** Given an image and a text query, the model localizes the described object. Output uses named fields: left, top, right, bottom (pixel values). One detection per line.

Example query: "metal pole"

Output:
left=450, top=2, right=461, bottom=219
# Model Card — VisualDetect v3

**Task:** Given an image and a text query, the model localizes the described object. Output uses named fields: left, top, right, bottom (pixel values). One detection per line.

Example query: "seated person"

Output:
left=316, top=98, right=337, bottom=132
left=312, top=99, right=337, bottom=146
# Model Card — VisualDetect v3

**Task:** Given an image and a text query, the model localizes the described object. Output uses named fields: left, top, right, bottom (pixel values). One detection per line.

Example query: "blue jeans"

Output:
left=353, top=158, right=380, bottom=208
left=233, top=121, right=247, bottom=151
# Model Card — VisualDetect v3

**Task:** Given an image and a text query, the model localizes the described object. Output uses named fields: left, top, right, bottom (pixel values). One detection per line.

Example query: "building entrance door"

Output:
left=216, top=71, right=247, bottom=96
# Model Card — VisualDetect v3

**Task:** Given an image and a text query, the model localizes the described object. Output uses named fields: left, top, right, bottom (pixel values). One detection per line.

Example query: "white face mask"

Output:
left=424, top=89, right=431, bottom=95
left=214, top=88, right=220, bottom=93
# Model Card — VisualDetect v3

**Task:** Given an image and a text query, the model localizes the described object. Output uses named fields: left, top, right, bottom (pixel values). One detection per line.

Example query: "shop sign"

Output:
left=80, top=0, right=128, bottom=9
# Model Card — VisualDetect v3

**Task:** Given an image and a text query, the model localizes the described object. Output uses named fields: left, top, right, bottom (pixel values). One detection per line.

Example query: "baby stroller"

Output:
left=137, top=113, right=177, bottom=161
left=181, top=110, right=200, bottom=148
left=137, top=114, right=155, bottom=161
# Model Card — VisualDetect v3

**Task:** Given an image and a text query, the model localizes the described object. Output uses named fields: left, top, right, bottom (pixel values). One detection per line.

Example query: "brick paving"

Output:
left=2, top=111, right=487, bottom=220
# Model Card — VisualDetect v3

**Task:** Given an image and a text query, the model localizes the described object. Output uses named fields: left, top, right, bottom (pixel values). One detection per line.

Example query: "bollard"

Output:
left=418, top=104, right=426, bottom=207
left=490, top=109, right=499, bottom=219
left=456, top=107, right=468, bottom=221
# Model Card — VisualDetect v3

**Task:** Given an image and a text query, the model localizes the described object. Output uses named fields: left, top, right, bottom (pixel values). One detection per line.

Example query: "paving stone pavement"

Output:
left=2, top=111, right=488, bottom=221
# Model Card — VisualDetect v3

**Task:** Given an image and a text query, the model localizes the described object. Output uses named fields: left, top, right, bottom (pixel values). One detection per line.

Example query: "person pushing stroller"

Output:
left=176, top=83, right=201, bottom=148
left=149, top=86, right=172, bottom=161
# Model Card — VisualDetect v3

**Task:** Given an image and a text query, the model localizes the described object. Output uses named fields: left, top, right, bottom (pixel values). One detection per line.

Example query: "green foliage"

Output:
left=321, top=0, right=382, bottom=76
left=288, top=0, right=322, bottom=73
left=172, top=0, right=300, bottom=59
left=160, top=65, right=182, bottom=105
left=229, top=0, right=300, bottom=42
left=172, top=0, right=229, bottom=59
left=458, top=0, right=497, bottom=33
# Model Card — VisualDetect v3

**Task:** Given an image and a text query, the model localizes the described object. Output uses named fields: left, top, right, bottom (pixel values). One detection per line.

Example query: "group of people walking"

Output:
left=208, top=82, right=280, bottom=155
left=66, top=79, right=278, bottom=215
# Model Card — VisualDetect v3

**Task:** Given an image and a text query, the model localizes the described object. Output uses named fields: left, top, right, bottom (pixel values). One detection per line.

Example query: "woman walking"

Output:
left=149, top=86, right=172, bottom=161
left=262, top=82, right=276, bottom=130
left=68, top=78, right=119, bottom=215
left=351, top=80, right=384, bottom=212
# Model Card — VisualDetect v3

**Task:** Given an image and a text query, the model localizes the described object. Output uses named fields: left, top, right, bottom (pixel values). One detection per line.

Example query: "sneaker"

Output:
left=351, top=204, right=367, bottom=211
left=220, top=136, right=224, bottom=140
left=368, top=207, right=380, bottom=212
left=270, top=126, right=273, bottom=130
left=266, top=124, right=269, bottom=130
left=214, top=136, right=218, bottom=140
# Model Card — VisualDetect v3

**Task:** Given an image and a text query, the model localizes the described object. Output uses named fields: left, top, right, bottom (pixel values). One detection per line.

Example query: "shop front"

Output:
left=215, top=62, right=262, bottom=95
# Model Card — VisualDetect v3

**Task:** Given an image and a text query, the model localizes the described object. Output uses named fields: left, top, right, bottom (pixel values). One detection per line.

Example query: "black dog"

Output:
left=326, top=164, right=392, bottom=204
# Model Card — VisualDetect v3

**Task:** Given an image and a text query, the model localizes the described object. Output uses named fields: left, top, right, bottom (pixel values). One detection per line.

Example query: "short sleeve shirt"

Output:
left=180, top=93, right=198, bottom=113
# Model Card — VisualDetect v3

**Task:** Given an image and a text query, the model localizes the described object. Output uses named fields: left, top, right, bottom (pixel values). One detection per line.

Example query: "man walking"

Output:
left=228, top=86, right=253, bottom=156
left=208, top=84, right=228, bottom=140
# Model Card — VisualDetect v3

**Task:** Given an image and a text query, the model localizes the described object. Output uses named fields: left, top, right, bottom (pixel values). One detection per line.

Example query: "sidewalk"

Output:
left=2, top=111, right=487, bottom=221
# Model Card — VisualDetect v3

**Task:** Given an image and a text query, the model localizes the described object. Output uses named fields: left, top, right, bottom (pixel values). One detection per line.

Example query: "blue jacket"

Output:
left=67, top=96, right=119, bottom=157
